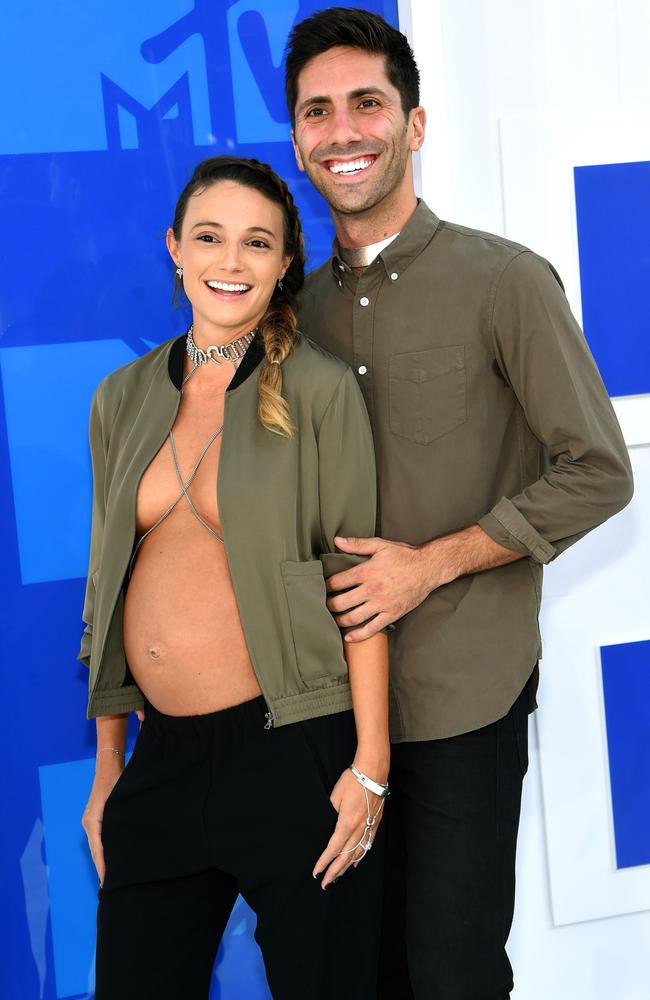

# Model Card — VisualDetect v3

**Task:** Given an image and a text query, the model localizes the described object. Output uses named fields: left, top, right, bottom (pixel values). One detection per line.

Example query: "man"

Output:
left=284, top=8, right=634, bottom=999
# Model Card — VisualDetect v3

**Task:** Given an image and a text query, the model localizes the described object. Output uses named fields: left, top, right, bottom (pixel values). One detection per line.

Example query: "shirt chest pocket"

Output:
left=389, top=346, right=467, bottom=445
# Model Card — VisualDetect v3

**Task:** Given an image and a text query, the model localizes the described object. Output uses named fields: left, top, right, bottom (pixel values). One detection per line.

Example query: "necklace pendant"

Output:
left=205, top=346, right=224, bottom=365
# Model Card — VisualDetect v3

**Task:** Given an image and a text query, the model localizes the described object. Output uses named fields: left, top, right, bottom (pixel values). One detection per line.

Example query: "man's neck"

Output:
left=332, top=190, right=418, bottom=250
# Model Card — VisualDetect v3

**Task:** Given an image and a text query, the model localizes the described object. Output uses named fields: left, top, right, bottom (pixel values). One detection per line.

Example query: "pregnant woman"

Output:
left=78, top=156, right=389, bottom=999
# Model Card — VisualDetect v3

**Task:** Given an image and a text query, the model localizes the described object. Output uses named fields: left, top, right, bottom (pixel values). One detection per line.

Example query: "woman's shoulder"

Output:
left=282, top=334, right=363, bottom=425
left=286, top=332, right=350, bottom=385
left=95, top=335, right=178, bottom=402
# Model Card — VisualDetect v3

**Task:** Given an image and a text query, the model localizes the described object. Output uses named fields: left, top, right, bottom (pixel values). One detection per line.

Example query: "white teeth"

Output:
left=329, top=158, right=373, bottom=175
left=206, top=280, right=251, bottom=292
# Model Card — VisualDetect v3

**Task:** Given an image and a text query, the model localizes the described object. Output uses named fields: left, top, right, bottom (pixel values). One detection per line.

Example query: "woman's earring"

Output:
left=277, top=277, right=284, bottom=291
left=176, top=265, right=184, bottom=279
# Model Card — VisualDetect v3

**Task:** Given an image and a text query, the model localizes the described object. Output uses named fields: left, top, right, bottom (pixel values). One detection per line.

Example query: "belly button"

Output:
left=149, top=647, right=161, bottom=659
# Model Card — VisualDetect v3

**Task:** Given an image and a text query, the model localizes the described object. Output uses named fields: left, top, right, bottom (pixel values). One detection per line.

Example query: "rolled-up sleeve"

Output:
left=478, top=251, right=634, bottom=563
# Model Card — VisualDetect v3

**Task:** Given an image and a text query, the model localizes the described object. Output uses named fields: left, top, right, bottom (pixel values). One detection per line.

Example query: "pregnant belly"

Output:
left=123, top=516, right=262, bottom=715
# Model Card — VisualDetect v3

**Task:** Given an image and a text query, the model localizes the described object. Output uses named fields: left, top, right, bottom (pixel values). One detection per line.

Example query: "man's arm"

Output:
left=327, top=526, right=520, bottom=641
left=477, top=250, right=633, bottom=562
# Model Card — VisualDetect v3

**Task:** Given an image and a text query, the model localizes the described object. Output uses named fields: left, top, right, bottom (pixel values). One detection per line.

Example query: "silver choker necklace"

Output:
left=337, top=231, right=400, bottom=269
left=185, top=324, right=257, bottom=367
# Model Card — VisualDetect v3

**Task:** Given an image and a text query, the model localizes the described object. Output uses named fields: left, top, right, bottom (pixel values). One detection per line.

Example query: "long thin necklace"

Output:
left=128, top=328, right=255, bottom=575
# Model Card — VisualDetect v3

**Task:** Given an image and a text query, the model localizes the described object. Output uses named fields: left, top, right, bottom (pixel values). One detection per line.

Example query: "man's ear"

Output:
left=408, top=107, right=426, bottom=152
left=291, top=129, right=305, bottom=173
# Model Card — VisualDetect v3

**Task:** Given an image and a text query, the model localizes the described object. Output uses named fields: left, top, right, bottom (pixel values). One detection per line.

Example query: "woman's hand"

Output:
left=313, top=766, right=386, bottom=889
left=81, top=756, right=124, bottom=887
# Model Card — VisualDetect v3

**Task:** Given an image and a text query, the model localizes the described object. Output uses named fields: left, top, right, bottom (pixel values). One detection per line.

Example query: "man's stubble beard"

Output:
left=302, top=128, right=410, bottom=220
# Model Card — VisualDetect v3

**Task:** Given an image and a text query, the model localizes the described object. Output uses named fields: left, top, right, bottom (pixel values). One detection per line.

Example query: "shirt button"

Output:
left=360, top=296, right=370, bottom=307
left=390, top=272, right=399, bottom=281
left=358, top=365, right=368, bottom=375
left=338, top=280, right=343, bottom=287
left=338, top=263, right=345, bottom=271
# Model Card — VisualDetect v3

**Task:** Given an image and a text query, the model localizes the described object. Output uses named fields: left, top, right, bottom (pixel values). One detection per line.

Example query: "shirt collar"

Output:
left=330, top=199, right=441, bottom=283
left=167, top=328, right=265, bottom=391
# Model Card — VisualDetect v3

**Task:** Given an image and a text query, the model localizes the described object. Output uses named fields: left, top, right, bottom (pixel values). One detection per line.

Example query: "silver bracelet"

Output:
left=97, top=747, right=125, bottom=759
left=349, top=764, right=390, bottom=799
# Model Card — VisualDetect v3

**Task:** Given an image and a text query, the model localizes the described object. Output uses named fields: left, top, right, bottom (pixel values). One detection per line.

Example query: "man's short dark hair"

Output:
left=285, top=7, right=420, bottom=128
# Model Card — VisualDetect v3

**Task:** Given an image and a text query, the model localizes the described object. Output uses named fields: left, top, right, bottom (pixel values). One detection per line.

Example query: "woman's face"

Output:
left=167, top=180, right=291, bottom=342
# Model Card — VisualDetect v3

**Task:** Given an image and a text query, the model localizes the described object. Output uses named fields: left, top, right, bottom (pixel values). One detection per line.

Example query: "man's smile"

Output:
left=321, top=154, right=378, bottom=179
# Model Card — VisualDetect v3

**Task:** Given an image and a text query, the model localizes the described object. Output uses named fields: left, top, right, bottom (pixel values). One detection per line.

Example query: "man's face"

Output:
left=291, top=46, right=422, bottom=218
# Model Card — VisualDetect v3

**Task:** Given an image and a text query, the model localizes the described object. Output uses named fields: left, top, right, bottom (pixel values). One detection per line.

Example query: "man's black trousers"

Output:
left=379, top=682, right=530, bottom=1000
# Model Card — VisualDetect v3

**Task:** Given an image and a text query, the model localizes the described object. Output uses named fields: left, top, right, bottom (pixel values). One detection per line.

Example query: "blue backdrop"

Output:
left=0, top=3, right=398, bottom=998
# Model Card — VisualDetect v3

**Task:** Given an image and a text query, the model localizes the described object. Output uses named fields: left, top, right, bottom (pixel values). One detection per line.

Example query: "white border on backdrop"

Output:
left=498, top=108, right=650, bottom=447
left=498, top=108, right=650, bottom=924
left=399, top=0, right=453, bottom=216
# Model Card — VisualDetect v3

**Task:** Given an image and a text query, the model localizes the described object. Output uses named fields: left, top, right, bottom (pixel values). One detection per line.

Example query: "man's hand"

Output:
left=326, top=535, right=447, bottom=642
left=327, top=527, right=522, bottom=642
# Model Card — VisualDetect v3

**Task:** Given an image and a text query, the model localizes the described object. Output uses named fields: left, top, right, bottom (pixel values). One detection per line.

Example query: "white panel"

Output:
left=612, top=396, right=650, bottom=447
left=510, top=723, right=650, bottom=999
left=498, top=106, right=650, bottom=321
left=410, top=0, right=650, bottom=993
left=536, top=445, right=650, bottom=925
left=497, top=107, right=650, bottom=453
left=484, top=0, right=619, bottom=115
left=616, top=0, right=650, bottom=102
left=406, top=0, right=453, bottom=217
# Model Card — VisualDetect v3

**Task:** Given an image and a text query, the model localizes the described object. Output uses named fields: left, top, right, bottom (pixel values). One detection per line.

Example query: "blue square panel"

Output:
left=600, top=639, right=650, bottom=869
left=0, top=340, right=141, bottom=584
left=574, top=161, right=650, bottom=398
left=40, top=755, right=271, bottom=999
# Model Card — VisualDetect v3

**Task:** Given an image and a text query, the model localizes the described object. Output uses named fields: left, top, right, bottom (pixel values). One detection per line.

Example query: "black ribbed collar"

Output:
left=167, top=329, right=265, bottom=392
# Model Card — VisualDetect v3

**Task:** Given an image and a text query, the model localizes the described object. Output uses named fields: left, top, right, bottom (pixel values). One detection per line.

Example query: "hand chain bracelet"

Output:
left=337, top=784, right=386, bottom=865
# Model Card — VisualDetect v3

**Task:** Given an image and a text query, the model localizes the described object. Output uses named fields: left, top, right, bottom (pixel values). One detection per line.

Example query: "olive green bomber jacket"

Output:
left=77, top=332, right=377, bottom=724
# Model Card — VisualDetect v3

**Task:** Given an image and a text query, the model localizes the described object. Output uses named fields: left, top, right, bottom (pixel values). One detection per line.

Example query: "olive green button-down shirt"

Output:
left=297, top=200, right=633, bottom=742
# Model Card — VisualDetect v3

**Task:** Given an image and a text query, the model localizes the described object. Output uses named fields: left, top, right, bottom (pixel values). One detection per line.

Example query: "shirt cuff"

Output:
left=479, top=497, right=556, bottom=564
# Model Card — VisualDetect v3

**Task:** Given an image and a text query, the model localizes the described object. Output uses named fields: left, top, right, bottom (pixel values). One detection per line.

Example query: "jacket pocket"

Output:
left=281, top=560, right=347, bottom=686
left=389, top=346, right=467, bottom=445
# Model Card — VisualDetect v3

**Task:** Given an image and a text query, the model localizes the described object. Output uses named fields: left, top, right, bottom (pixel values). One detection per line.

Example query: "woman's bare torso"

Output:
left=122, top=362, right=262, bottom=715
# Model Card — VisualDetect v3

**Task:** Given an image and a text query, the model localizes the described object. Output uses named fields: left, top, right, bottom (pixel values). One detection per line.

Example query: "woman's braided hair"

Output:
left=171, top=156, right=305, bottom=437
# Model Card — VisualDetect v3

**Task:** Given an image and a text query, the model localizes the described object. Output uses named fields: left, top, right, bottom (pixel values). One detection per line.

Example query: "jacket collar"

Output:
left=167, top=328, right=265, bottom=392
left=330, top=199, right=441, bottom=283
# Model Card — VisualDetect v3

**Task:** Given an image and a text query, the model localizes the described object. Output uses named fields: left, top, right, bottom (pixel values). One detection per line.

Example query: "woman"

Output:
left=79, top=156, right=389, bottom=1000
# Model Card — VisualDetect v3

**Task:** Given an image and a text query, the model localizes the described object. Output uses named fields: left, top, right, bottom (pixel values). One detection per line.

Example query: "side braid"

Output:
left=254, top=164, right=305, bottom=436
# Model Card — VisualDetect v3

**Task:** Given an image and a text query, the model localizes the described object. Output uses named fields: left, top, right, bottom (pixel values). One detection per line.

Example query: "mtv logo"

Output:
left=101, top=71, right=197, bottom=151
left=1, top=0, right=305, bottom=155
left=2, top=1, right=211, bottom=154
left=228, top=0, right=298, bottom=143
